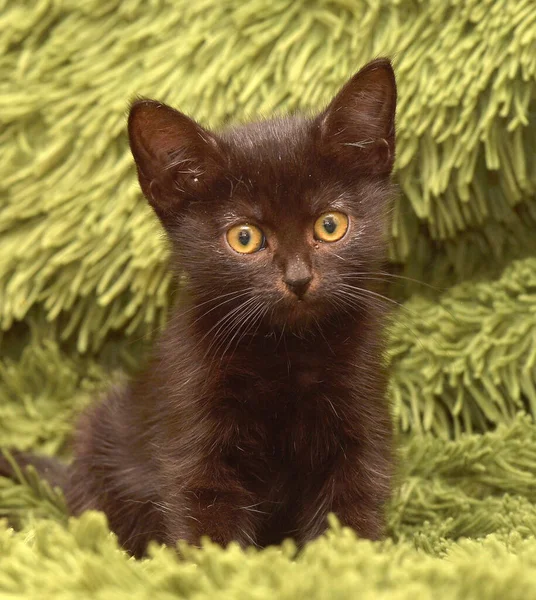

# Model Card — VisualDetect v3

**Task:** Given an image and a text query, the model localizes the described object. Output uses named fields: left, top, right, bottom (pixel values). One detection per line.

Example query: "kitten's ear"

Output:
left=318, top=58, right=397, bottom=175
left=128, top=100, right=223, bottom=219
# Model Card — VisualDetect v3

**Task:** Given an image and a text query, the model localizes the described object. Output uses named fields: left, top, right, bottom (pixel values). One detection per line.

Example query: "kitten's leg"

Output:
left=297, top=442, right=392, bottom=544
left=67, top=395, right=167, bottom=558
left=163, top=468, right=263, bottom=549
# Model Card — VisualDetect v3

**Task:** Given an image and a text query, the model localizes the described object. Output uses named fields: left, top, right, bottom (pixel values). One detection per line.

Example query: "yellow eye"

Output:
left=314, top=212, right=349, bottom=242
left=226, top=224, right=266, bottom=254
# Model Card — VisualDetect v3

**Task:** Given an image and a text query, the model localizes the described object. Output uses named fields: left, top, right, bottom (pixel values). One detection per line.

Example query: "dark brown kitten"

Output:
left=1, top=58, right=397, bottom=557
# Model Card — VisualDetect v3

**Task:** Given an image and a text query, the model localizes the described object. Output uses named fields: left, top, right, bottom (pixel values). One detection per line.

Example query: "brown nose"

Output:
left=284, top=261, right=312, bottom=298
left=285, top=276, right=312, bottom=298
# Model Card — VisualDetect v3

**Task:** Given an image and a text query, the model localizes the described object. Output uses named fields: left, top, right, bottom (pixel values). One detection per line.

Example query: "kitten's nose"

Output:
left=284, top=261, right=312, bottom=298
left=285, top=276, right=312, bottom=298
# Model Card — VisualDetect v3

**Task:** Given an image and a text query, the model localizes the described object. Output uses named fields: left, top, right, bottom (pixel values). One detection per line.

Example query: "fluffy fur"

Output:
left=1, top=58, right=397, bottom=557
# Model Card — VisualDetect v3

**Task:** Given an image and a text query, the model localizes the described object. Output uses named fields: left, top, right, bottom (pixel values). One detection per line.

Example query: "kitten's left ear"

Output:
left=318, top=58, right=397, bottom=175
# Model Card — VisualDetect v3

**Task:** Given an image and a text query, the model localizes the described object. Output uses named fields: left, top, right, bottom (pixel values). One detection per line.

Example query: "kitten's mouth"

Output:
left=272, top=293, right=325, bottom=327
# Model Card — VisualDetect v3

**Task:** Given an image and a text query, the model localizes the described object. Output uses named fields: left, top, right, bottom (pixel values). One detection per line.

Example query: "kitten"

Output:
left=1, top=58, right=397, bottom=557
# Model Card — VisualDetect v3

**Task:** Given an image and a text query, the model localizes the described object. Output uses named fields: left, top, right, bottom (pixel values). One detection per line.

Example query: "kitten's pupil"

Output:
left=238, top=230, right=250, bottom=246
left=323, top=217, right=336, bottom=234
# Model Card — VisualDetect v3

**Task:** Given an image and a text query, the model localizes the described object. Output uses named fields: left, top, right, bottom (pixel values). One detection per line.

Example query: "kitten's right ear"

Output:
left=128, top=100, right=223, bottom=219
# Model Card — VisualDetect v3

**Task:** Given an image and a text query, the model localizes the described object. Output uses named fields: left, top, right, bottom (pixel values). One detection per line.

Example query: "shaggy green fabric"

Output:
left=1, top=0, right=536, bottom=597
left=390, top=257, right=536, bottom=437
left=3, top=511, right=536, bottom=599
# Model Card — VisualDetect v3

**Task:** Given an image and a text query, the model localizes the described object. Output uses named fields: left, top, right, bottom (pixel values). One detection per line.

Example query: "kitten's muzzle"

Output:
left=283, top=273, right=312, bottom=298
left=280, top=254, right=313, bottom=298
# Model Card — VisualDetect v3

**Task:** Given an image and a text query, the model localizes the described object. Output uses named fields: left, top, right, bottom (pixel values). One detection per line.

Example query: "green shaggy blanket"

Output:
left=1, top=0, right=536, bottom=597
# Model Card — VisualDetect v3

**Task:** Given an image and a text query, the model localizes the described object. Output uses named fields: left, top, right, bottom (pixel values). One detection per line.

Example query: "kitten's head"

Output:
left=128, top=59, right=396, bottom=330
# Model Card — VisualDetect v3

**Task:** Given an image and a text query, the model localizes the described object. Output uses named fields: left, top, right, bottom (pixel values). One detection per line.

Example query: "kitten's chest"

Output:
left=218, top=346, right=348, bottom=464
left=223, top=345, right=335, bottom=406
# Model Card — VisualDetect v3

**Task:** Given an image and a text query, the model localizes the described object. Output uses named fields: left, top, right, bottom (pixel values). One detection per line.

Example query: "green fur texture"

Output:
left=1, top=0, right=536, bottom=597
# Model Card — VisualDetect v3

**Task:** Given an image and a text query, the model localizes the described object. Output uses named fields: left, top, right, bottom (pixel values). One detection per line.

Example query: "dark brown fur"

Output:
left=1, top=59, right=397, bottom=557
